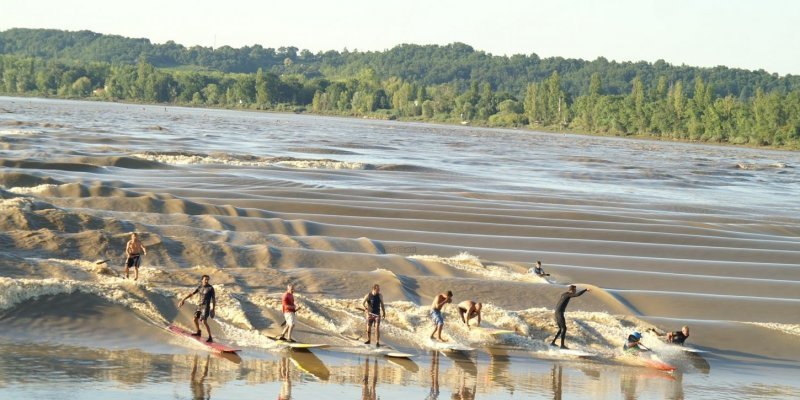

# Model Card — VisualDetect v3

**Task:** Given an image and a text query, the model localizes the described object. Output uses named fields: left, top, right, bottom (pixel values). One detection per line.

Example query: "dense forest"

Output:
left=1, top=28, right=799, bottom=147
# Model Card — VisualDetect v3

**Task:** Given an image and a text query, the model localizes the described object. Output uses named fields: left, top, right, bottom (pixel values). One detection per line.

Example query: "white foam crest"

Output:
left=743, top=322, right=800, bottom=337
left=6, top=184, right=58, bottom=195
left=409, top=251, right=533, bottom=282
left=275, top=159, right=367, bottom=170
left=0, top=276, right=166, bottom=325
left=131, top=153, right=272, bottom=167
left=0, top=196, right=36, bottom=212
left=737, top=162, right=787, bottom=170
left=0, top=129, right=37, bottom=136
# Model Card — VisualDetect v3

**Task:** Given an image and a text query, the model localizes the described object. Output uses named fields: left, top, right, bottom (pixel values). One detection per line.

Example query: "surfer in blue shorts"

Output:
left=362, top=284, right=386, bottom=346
left=429, top=290, right=453, bottom=342
left=179, top=274, right=216, bottom=342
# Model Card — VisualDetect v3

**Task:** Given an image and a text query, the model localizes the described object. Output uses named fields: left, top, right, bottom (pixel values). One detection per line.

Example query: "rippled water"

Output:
left=1, top=97, right=799, bottom=399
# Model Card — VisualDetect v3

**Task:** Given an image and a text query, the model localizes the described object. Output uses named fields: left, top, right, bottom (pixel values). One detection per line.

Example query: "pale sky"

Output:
left=2, top=0, right=798, bottom=75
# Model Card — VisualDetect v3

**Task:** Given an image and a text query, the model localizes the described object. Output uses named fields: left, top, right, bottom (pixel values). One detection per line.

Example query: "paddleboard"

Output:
left=426, top=338, right=474, bottom=352
left=346, top=336, right=415, bottom=358
left=676, top=346, right=707, bottom=354
left=167, top=324, right=240, bottom=353
left=269, top=336, right=328, bottom=349
left=470, top=327, right=515, bottom=337
left=547, top=347, right=596, bottom=357
left=618, top=353, right=677, bottom=372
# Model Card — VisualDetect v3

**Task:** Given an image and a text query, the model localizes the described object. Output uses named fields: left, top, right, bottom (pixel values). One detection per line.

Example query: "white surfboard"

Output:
left=470, top=326, right=515, bottom=337
left=548, top=347, right=596, bottom=357
left=426, top=338, right=474, bottom=352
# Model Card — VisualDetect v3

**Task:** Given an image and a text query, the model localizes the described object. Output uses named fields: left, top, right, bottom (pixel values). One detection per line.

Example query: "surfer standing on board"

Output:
left=124, top=232, right=147, bottom=280
left=550, top=284, right=589, bottom=349
left=429, top=291, right=453, bottom=342
left=179, top=274, right=216, bottom=343
left=362, top=284, right=386, bottom=346
left=278, top=284, right=297, bottom=343
left=457, top=300, right=482, bottom=329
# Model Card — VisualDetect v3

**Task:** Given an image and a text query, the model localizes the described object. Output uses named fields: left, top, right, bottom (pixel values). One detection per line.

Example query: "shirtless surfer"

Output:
left=124, top=232, right=147, bottom=280
left=429, top=290, right=453, bottom=342
left=457, top=300, right=482, bottom=329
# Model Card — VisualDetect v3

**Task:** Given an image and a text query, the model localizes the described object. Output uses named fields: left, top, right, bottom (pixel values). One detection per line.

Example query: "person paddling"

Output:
left=178, top=274, right=216, bottom=343
left=623, top=331, right=650, bottom=354
left=550, top=284, right=590, bottom=349
left=362, top=284, right=386, bottom=346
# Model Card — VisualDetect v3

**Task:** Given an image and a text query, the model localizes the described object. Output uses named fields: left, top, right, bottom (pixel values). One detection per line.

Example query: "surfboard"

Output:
left=617, top=353, right=677, bottom=372
left=426, top=338, right=474, bottom=352
left=269, top=336, right=328, bottom=349
left=547, top=347, right=596, bottom=357
left=676, top=346, right=707, bottom=354
left=346, top=336, right=415, bottom=358
left=470, top=327, right=515, bottom=336
left=167, top=324, right=240, bottom=353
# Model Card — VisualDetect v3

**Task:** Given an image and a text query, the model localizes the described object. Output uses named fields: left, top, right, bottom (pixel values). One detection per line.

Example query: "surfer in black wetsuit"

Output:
left=550, top=284, right=590, bottom=349
left=179, top=274, right=216, bottom=342
left=667, top=326, right=690, bottom=345
left=362, top=284, right=386, bottom=346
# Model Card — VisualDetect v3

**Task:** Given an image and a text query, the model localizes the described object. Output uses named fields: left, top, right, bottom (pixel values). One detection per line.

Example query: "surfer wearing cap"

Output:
left=623, top=331, right=650, bottom=354
left=457, top=300, right=482, bottom=329
left=124, top=232, right=147, bottom=280
left=550, top=284, right=589, bottom=349
left=278, top=283, right=297, bottom=343
left=429, top=290, right=453, bottom=342
left=179, top=274, right=216, bottom=343
left=362, top=284, right=386, bottom=346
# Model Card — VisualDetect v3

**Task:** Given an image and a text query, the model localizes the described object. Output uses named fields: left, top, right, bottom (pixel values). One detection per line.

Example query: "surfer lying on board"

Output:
left=457, top=300, right=482, bottom=329
left=124, top=232, right=147, bottom=280
left=178, top=274, right=216, bottom=342
left=550, top=284, right=589, bottom=349
left=278, top=284, right=297, bottom=342
left=623, top=331, right=650, bottom=354
left=528, top=260, right=549, bottom=277
left=649, top=325, right=691, bottom=345
left=429, top=290, right=453, bottom=342
left=362, top=284, right=386, bottom=346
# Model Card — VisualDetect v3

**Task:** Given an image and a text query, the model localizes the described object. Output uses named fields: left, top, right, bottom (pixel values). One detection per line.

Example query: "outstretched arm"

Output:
left=178, top=287, right=199, bottom=307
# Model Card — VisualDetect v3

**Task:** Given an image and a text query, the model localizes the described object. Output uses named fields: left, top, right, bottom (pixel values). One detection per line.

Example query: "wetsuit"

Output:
left=668, top=330, right=688, bottom=345
left=364, top=292, right=383, bottom=325
left=191, top=284, right=215, bottom=321
left=552, top=289, right=588, bottom=347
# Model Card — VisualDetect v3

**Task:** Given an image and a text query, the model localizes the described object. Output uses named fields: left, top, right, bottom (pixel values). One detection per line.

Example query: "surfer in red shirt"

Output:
left=278, top=284, right=297, bottom=342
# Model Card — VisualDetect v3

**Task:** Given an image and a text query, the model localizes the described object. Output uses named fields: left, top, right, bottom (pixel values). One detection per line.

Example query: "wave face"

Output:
left=1, top=97, right=800, bottom=398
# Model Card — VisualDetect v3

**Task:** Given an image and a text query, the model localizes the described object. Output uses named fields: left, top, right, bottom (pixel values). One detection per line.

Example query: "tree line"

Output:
left=1, top=28, right=799, bottom=147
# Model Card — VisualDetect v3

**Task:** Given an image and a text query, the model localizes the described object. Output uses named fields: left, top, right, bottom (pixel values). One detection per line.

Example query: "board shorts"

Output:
left=195, top=304, right=212, bottom=321
left=126, top=254, right=141, bottom=268
left=284, top=312, right=296, bottom=327
left=430, top=309, right=444, bottom=326
left=367, top=312, right=381, bottom=325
